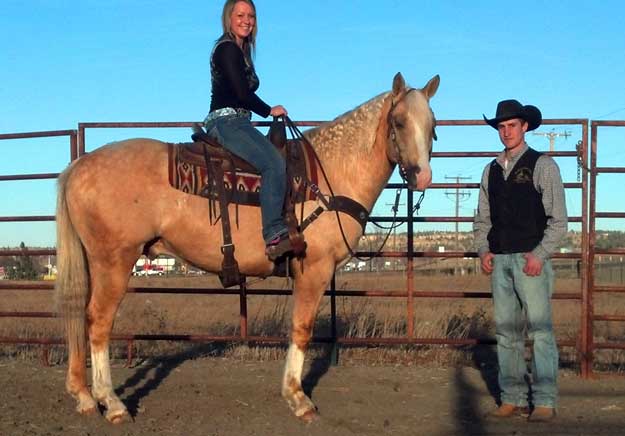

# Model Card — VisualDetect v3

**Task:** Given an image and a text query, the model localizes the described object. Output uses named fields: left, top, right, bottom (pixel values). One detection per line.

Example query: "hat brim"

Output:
left=483, top=105, right=542, bottom=132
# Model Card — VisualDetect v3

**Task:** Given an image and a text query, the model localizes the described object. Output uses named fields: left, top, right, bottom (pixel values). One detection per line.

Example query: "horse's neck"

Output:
left=305, top=93, right=394, bottom=211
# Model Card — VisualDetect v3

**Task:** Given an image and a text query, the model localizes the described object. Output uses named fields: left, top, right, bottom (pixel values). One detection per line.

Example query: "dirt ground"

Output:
left=1, top=356, right=625, bottom=436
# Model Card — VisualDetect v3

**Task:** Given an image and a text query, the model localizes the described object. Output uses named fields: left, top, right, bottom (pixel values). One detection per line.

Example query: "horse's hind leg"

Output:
left=86, top=259, right=133, bottom=423
left=282, top=259, right=334, bottom=421
left=66, top=347, right=97, bottom=414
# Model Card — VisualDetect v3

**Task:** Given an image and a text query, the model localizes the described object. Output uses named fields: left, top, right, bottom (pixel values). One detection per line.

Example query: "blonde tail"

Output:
left=54, top=167, right=89, bottom=357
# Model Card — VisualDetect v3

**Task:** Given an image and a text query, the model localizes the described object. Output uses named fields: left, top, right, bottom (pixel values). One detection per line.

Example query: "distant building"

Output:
left=134, top=256, right=176, bottom=273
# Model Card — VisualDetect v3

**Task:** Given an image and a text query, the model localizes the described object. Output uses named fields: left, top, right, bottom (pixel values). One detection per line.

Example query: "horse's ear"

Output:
left=422, top=75, right=440, bottom=100
left=392, top=72, right=405, bottom=96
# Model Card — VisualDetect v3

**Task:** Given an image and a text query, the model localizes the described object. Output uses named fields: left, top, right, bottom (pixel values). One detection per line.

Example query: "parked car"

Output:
left=133, top=266, right=165, bottom=276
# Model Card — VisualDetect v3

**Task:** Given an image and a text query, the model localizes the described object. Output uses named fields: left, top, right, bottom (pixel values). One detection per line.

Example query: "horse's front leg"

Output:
left=282, top=258, right=334, bottom=422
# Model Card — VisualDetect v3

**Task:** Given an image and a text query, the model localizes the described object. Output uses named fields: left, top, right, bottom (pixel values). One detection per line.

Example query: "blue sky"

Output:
left=1, top=0, right=625, bottom=247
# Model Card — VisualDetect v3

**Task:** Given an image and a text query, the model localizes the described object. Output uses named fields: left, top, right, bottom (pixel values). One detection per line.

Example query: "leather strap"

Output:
left=284, top=140, right=306, bottom=256
left=329, top=196, right=369, bottom=230
left=301, top=195, right=369, bottom=232
left=204, top=144, right=243, bottom=288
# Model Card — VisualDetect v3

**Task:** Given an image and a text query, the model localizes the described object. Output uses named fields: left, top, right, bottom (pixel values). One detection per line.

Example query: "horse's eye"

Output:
left=432, top=128, right=438, bottom=141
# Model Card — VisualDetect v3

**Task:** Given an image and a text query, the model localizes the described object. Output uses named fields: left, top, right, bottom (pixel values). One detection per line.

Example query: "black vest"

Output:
left=487, top=148, right=547, bottom=254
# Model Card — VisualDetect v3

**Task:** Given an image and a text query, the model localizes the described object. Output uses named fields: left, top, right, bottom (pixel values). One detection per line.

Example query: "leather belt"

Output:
left=204, top=107, right=251, bottom=123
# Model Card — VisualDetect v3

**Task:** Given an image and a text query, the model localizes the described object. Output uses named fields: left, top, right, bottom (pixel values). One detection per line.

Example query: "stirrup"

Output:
left=265, top=235, right=294, bottom=261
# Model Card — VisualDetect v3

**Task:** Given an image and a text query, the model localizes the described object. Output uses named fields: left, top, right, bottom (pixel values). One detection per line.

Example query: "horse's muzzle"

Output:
left=406, top=166, right=432, bottom=191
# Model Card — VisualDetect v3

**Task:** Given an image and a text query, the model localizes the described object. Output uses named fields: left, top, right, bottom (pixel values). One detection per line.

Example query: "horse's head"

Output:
left=386, top=73, right=439, bottom=191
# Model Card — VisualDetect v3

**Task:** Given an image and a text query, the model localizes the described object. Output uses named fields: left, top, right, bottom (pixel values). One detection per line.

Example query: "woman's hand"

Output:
left=270, top=105, right=288, bottom=117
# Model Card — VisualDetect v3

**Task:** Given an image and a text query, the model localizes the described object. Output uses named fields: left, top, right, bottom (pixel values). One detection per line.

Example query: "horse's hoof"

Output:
left=298, top=408, right=319, bottom=423
left=106, top=410, right=131, bottom=425
left=78, top=406, right=97, bottom=416
left=75, top=395, right=97, bottom=415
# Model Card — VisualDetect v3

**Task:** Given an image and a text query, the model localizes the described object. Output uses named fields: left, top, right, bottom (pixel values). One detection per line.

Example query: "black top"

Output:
left=487, top=148, right=548, bottom=254
left=209, top=35, right=271, bottom=118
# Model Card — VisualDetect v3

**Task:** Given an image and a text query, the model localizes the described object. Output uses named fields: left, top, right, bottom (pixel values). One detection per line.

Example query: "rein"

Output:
left=284, top=117, right=367, bottom=258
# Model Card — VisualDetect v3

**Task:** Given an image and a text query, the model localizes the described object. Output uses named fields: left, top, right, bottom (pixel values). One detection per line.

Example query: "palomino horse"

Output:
left=55, top=72, right=439, bottom=423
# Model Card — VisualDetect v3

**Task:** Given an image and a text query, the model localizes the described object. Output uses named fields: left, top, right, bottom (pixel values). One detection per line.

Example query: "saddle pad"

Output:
left=167, top=140, right=319, bottom=206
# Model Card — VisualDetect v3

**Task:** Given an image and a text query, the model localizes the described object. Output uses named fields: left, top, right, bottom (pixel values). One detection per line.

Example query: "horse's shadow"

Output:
left=113, top=341, right=335, bottom=417
left=114, top=342, right=229, bottom=416
left=302, top=345, right=335, bottom=397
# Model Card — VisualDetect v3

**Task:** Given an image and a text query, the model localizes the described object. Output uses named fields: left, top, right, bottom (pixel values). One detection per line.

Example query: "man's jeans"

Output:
left=491, top=253, right=558, bottom=408
left=204, top=114, right=287, bottom=242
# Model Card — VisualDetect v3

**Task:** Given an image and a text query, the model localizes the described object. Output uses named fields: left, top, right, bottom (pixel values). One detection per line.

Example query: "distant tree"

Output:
left=0, top=254, right=18, bottom=279
left=7, top=242, right=40, bottom=280
left=596, top=231, right=625, bottom=250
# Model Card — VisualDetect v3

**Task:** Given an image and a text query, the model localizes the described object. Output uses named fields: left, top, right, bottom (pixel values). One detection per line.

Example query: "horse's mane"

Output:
left=304, top=92, right=389, bottom=158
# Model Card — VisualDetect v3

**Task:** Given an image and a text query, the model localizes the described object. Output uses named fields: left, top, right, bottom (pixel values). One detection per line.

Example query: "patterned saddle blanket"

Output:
left=167, top=139, right=319, bottom=206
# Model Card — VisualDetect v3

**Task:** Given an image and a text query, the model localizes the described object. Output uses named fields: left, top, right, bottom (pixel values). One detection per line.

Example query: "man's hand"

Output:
left=523, top=252, right=543, bottom=276
left=480, top=252, right=495, bottom=275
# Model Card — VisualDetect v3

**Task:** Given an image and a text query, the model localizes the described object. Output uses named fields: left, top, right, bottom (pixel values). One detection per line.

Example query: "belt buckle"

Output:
left=236, top=108, right=250, bottom=118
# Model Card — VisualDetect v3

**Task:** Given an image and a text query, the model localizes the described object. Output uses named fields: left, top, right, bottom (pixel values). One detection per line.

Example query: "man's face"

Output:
left=497, top=118, right=528, bottom=152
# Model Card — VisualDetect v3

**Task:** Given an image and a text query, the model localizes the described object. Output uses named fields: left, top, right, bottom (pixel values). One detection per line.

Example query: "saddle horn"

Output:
left=268, top=116, right=287, bottom=149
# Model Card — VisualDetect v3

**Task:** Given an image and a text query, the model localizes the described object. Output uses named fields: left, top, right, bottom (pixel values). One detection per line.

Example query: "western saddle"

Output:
left=172, top=118, right=370, bottom=289
left=179, top=118, right=306, bottom=288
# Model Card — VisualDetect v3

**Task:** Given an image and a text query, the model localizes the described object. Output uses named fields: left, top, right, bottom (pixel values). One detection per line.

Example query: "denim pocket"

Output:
left=204, top=122, right=222, bottom=143
left=206, top=116, right=237, bottom=144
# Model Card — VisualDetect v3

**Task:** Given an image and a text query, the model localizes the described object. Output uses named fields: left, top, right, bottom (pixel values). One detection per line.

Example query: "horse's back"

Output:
left=67, top=138, right=169, bottom=185
left=63, top=138, right=174, bottom=248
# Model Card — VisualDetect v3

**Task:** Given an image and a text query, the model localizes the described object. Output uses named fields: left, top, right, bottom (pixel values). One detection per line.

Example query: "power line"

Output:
left=593, top=107, right=625, bottom=120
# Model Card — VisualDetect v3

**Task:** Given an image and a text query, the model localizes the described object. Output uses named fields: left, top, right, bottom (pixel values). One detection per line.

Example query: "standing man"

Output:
left=474, top=100, right=568, bottom=422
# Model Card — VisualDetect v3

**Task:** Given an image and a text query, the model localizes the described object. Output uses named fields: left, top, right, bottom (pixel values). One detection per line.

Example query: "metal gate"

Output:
left=0, top=118, right=620, bottom=378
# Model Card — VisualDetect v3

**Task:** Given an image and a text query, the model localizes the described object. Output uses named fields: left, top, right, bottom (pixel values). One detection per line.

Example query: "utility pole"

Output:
left=445, top=175, right=471, bottom=275
left=444, top=175, right=472, bottom=251
left=533, top=129, right=571, bottom=152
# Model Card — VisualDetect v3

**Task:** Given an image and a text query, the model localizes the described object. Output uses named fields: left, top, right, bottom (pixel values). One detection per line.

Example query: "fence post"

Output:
left=407, top=189, right=414, bottom=338
left=330, top=274, right=339, bottom=365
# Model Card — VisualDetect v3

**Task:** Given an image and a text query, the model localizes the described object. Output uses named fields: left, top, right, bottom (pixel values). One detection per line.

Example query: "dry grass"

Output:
left=1, top=267, right=624, bottom=371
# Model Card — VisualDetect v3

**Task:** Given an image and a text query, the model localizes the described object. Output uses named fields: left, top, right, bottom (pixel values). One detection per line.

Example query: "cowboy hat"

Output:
left=483, top=99, right=542, bottom=131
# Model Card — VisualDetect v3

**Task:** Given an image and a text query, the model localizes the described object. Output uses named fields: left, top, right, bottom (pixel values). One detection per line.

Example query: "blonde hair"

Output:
left=221, top=0, right=257, bottom=57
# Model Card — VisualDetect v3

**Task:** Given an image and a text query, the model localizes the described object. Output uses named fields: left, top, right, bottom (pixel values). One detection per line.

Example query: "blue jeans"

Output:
left=204, top=114, right=287, bottom=242
left=491, top=253, right=558, bottom=408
